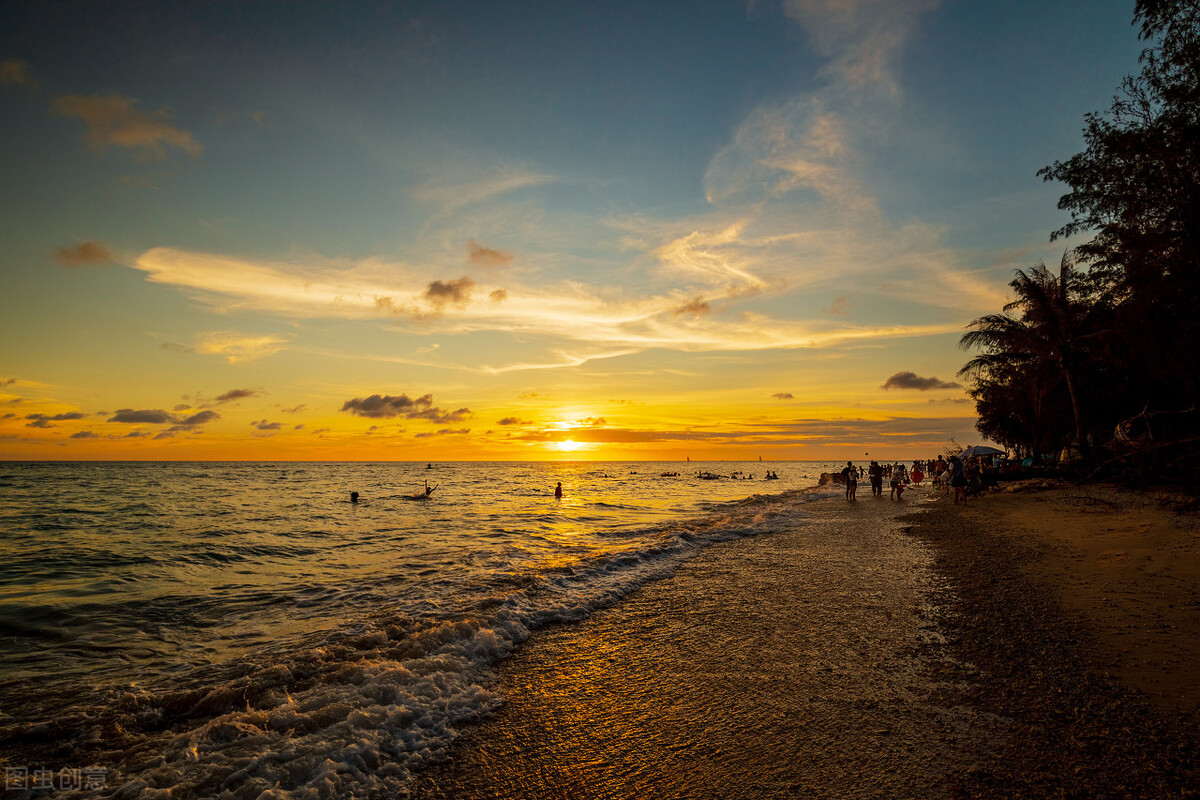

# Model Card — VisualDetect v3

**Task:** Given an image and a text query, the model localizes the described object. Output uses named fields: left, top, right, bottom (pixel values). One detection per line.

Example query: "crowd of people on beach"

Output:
left=839, top=453, right=1001, bottom=505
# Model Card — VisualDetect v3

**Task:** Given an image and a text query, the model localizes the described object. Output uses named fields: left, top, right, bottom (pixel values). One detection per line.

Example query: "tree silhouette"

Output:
left=959, top=253, right=1103, bottom=458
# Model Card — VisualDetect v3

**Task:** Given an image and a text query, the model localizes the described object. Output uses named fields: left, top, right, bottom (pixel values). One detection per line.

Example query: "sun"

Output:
left=554, top=439, right=586, bottom=453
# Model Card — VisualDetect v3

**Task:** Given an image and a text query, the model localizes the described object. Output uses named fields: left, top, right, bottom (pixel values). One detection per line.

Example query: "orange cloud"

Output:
left=52, top=93, right=202, bottom=160
left=54, top=241, right=114, bottom=267
left=468, top=240, right=514, bottom=267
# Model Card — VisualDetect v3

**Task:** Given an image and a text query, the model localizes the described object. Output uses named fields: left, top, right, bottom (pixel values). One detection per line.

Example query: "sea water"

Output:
left=0, top=461, right=848, bottom=797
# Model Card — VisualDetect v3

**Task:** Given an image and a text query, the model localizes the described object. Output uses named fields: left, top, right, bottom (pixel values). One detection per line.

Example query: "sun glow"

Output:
left=554, top=439, right=587, bottom=453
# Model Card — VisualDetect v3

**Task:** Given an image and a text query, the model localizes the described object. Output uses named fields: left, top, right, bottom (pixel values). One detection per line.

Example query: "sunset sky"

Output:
left=0, top=0, right=1145, bottom=461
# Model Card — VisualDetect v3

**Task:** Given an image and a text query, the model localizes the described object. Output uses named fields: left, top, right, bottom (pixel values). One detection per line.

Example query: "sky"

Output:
left=0, top=0, right=1148, bottom=461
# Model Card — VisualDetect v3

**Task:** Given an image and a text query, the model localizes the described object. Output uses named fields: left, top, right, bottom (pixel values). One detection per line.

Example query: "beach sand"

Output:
left=412, top=482, right=1200, bottom=799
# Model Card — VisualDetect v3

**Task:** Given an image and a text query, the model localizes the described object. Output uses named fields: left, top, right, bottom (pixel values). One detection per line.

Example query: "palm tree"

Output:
left=959, top=252, right=1102, bottom=458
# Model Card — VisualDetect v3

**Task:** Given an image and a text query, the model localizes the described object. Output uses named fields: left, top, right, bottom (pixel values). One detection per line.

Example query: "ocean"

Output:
left=0, top=460, right=855, bottom=797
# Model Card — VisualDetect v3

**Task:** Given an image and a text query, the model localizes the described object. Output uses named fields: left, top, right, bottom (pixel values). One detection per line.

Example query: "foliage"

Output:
left=962, top=1, right=1200, bottom=468
left=959, top=254, right=1103, bottom=457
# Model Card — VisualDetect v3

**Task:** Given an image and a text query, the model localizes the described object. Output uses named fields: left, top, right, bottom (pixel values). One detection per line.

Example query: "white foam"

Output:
left=104, top=489, right=830, bottom=798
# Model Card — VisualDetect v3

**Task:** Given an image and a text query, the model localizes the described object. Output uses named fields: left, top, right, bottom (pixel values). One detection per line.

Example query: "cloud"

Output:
left=54, top=241, right=114, bottom=267
left=416, top=169, right=552, bottom=223
left=512, top=414, right=980, bottom=447
left=52, top=93, right=203, bottom=160
left=191, top=332, right=289, bottom=363
left=70, top=430, right=100, bottom=439
left=424, top=277, right=475, bottom=309
left=825, top=295, right=855, bottom=317
left=107, top=408, right=220, bottom=427
left=881, top=371, right=961, bottom=391
left=781, top=0, right=942, bottom=90
left=179, top=410, right=220, bottom=426
left=341, top=393, right=471, bottom=423
left=108, top=409, right=175, bottom=424
left=414, top=428, right=471, bottom=438
left=497, top=417, right=532, bottom=426
left=252, top=419, right=283, bottom=431
left=772, top=392, right=795, bottom=399
left=468, top=240, right=513, bottom=267
left=216, top=388, right=260, bottom=403
left=127, top=239, right=981, bottom=374
left=24, top=412, right=87, bottom=428
left=489, top=289, right=508, bottom=303
left=0, top=59, right=36, bottom=89
left=673, top=297, right=712, bottom=317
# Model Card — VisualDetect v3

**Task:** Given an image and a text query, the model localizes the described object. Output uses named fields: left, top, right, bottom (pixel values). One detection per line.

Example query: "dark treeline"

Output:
left=959, top=0, right=1200, bottom=478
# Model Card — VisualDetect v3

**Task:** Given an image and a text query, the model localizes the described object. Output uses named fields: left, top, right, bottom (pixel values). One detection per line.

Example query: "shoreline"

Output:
left=411, top=490, right=989, bottom=798
left=411, top=482, right=1200, bottom=798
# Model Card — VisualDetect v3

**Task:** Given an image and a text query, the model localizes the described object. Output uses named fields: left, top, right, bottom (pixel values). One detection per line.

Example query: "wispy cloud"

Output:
left=131, top=247, right=965, bottom=370
left=52, top=93, right=202, bottom=160
left=415, top=168, right=551, bottom=226
left=163, top=330, right=291, bottom=363
left=781, top=0, right=942, bottom=91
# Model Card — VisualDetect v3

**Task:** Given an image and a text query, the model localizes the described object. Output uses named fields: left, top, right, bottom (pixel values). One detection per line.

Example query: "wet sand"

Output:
left=412, top=482, right=1200, bottom=799
left=412, top=493, right=1001, bottom=799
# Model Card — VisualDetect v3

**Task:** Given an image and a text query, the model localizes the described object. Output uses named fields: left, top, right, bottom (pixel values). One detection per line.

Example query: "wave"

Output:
left=0, top=486, right=836, bottom=798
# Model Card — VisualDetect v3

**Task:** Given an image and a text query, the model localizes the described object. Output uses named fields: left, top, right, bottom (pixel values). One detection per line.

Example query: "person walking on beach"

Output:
left=949, top=456, right=968, bottom=505
left=888, top=462, right=902, bottom=501
left=840, top=461, right=858, bottom=500
left=868, top=460, right=883, bottom=496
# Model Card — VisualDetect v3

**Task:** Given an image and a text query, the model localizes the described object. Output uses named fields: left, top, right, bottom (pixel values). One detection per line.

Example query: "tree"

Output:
left=959, top=253, right=1103, bottom=457
left=1040, top=1, right=1200, bottom=287
left=1038, top=0, right=1200, bottom=407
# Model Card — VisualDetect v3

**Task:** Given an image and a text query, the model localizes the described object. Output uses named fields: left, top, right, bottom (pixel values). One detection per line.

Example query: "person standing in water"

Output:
left=554, top=482, right=563, bottom=499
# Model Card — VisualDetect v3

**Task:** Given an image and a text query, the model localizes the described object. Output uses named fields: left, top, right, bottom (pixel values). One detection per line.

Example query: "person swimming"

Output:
left=350, top=491, right=359, bottom=503
left=554, top=482, right=563, bottom=499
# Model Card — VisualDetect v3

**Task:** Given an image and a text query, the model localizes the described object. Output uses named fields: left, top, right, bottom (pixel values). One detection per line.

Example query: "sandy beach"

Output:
left=412, top=482, right=1200, bottom=799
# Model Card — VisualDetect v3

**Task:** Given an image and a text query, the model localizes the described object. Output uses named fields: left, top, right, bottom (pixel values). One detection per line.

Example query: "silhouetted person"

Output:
left=350, top=491, right=359, bottom=503
left=868, top=460, right=883, bottom=496
left=949, top=456, right=967, bottom=505
left=554, top=482, right=563, bottom=499
left=840, top=461, right=858, bottom=500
